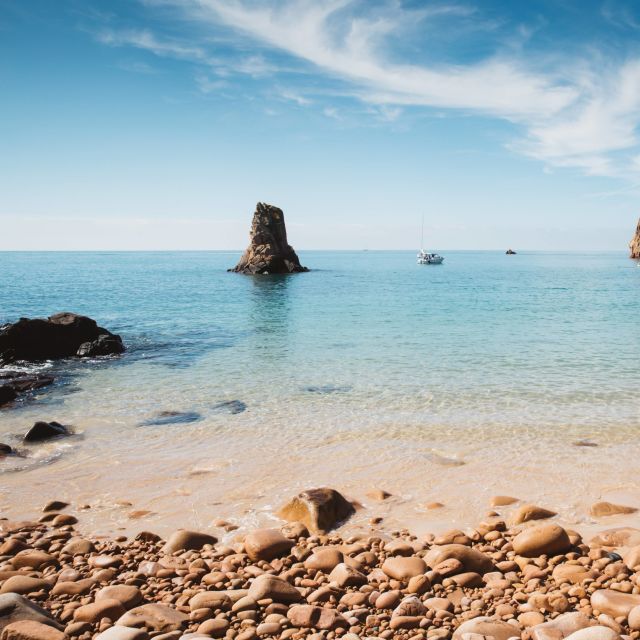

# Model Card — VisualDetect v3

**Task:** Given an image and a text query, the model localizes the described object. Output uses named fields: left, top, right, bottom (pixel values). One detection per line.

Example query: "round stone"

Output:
left=512, top=524, right=571, bottom=557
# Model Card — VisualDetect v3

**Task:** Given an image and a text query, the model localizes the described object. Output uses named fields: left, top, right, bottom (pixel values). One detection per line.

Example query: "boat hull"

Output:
left=417, top=255, right=444, bottom=264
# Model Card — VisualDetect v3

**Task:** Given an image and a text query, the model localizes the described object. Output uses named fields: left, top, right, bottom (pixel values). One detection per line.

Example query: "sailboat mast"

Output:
left=420, top=214, right=424, bottom=252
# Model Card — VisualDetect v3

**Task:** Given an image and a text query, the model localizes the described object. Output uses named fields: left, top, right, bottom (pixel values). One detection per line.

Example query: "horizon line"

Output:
left=0, top=248, right=632, bottom=254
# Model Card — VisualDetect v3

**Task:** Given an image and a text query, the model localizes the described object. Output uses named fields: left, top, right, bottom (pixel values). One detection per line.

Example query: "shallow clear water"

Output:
left=1, top=250, right=639, bottom=536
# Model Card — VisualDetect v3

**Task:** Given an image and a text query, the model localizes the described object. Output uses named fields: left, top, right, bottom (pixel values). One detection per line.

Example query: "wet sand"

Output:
left=2, top=416, right=640, bottom=544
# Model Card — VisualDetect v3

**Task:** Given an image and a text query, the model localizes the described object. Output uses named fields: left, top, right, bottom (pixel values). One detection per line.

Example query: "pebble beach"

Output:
left=3, top=491, right=640, bottom=640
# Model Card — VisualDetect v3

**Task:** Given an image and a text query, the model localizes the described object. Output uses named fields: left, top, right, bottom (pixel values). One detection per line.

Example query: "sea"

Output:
left=0, top=250, right=639, bottom=537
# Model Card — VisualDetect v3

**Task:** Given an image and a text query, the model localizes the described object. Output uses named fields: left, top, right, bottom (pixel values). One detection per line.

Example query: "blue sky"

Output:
left=1, top=0, right=640, bottom=250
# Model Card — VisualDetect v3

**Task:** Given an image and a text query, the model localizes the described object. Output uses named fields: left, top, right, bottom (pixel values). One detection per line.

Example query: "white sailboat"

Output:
left=417, top=216, right=444, bottom=264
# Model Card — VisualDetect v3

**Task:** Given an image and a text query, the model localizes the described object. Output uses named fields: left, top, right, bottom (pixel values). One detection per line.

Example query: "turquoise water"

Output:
left=0, top=250, right=639, bottom=534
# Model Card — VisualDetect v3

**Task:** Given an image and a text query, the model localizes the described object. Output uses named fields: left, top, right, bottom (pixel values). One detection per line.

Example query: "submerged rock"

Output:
left=509, top=503, right=557, bottom=525
left=0, top=372, right=55, bottom=408
left=0, top=443, right=13, bottom=456
left=229, top=202, right=308, bottom=274
left=630, top=218, right=640, bottom=258
left=591, top=501, right=637, bottom=517
left=23, top=421, right=70, bottom=443
left=590, top=527, right=640, bottom=548
left=278, top=487, right=354, bottom=533
left=425, top=451, right=465, bottom=467
left=303, top=384, right=351, bottom=394
left=0, top=312, right=124, bottom=365
left=2, top=372, right=55, bottom=393
left=211, top=400, right=246, bottom=415
left=139, top=411, right=202, bottom=427
left=42, top=500, right=69, bottom=512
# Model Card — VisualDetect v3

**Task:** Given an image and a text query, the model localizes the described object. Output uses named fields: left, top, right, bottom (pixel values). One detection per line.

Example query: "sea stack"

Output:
left=230, top=202, right=308, bottom=274
left=630, top=218, right=640, bottom=258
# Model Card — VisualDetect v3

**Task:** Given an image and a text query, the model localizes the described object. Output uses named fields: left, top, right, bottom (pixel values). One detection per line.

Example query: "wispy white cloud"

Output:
left=323, top=106, right=341, bottom=120
left=367, top=104, right=403, bottom=122
left=601, top=0, right=640, bottom=31
left=188, top=0, right=575, bottom=120
left=233, top=54, right=278, bottom=76
left=97, top=0, right=640, bottom=180
left=117, top=59, right=158, bottom=74
left=279, top=88, right=312, bottom=106
left=97, top=28, right=207, bottom=61
left=515, top=60, right=640, bottom=176
left=97, top=27, right=282, bottom=78
left=194, top=73, right=228, bottom=94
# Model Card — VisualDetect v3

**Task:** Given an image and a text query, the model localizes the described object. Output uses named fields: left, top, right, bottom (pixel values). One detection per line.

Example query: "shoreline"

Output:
left=3, top=429, right=640, bottom=543
left=2, top=492, right=640, bottom=640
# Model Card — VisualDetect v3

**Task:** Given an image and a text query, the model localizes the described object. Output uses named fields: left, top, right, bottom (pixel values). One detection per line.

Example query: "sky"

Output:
left=1, top=0, right=640, bottom=250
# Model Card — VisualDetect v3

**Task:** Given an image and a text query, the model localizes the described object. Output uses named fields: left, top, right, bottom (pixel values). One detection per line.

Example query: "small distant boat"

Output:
left=506, top=248, right=517, bottom=255
left=417, top=216, right=444, bottom=264
left=417, top=250, right=444, bottom=264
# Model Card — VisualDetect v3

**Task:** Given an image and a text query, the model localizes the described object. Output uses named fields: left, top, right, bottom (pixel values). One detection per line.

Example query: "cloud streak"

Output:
left=516, top=60, right=640, bottom=176
left=97, top=28, right=208, bottom=62
left=191, top=0, right=576, bottom=120
left=100, top=0, right=640, bottom=179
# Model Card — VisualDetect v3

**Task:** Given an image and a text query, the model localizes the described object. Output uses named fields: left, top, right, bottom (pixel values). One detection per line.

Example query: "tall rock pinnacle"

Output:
left=630, top=218, right=640, bottom=259
left=229, top=202, right=309, bottom=274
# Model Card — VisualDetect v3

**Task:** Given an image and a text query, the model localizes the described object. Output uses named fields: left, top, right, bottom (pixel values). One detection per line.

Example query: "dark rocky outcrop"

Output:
left=0, top=386, right=16, bottom=407
left=0, top=372, right=55, bottom=408
left=23, top=421, right=70, bottom=443
left=506, top=248, right=517, bottom=255
left=630, top=218, right=640, bottom=258
left=229, top=202, right=308, bottom=274
left=0, top=313, right=124, bottom=365
left=76, top=334, right=124, bottom=357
